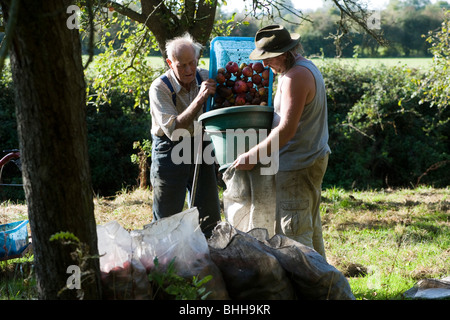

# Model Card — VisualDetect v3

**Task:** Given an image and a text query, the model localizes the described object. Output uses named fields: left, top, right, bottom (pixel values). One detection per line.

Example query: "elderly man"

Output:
left=149, top=33, right=221, bottom=237
left=233, top=25, right=331, bottom=259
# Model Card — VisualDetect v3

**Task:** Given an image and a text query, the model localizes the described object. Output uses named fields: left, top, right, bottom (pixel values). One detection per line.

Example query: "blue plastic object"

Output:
left=0, top=220, right=29, bottom=259
left=207, top=36, right=274, bottom=111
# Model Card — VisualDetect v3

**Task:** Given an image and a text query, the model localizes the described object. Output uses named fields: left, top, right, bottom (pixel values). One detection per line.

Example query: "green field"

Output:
left=82, top=55, right=433, bottom=80
left=314, top=57, right=433, bottom=71
left=141, top=56, right=433, bottom=72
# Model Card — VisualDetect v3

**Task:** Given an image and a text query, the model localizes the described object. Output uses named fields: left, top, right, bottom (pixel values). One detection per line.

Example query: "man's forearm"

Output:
left=174, top=95, right=205, bottom=130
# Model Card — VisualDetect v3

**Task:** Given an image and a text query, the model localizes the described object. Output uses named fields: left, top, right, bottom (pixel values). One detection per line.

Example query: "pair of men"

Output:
left=149, top=25, right=330, bottom=258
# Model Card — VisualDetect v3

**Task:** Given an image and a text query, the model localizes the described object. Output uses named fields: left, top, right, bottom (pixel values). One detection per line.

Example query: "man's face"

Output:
left=167, top=45, right=198, bottom=87
left=262, top=53, right=287, bottom=74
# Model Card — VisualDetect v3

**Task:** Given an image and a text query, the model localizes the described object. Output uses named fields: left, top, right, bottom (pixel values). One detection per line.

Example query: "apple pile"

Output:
left=213, top=61, right=271, bottom=109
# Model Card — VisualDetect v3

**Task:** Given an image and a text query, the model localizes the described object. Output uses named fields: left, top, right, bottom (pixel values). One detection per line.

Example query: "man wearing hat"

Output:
left=233, top=25, right=331, bottom=259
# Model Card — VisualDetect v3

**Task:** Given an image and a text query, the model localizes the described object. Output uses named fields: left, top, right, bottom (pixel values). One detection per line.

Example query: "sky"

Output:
left=294, top=0, right=390, bottom=11
left=222, top=0, right=388, bottom=12
left=222, top=0, right=445, bottom=13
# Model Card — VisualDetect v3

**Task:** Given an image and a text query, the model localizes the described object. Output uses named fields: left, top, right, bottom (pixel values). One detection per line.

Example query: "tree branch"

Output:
left=88, top=0, right=146, bottom=23
left=331, top=0, right=387, bottom=46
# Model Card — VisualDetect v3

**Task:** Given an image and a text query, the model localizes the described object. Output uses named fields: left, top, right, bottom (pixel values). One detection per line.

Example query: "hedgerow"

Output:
left=1, top=60, right=448, bottom=196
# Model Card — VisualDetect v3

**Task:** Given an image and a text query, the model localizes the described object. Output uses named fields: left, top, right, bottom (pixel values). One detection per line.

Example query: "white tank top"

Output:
left=272, top=59, right=331, bottom=171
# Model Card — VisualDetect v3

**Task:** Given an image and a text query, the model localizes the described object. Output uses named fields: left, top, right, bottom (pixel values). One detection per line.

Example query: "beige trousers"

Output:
left=275, top=154, right=329, bottom=259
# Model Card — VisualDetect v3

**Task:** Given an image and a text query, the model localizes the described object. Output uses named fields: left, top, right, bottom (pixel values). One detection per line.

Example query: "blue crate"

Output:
left=206, top=36, right=274, bottom=111
left=0, top=220, right=29, bottom=259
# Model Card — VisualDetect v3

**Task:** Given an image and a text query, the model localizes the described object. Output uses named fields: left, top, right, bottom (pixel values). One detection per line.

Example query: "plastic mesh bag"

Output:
left=263, top=233, right=355, bottom=300
left=208, top=222, right=295, bottom=300
left=208, top=222, right=355, bottom=300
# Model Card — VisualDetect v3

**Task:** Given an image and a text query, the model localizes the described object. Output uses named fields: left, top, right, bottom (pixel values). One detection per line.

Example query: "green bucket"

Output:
left=199, top=105, right=274, bottom=172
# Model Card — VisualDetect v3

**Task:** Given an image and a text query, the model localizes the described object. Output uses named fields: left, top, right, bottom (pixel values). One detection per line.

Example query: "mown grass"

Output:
left=321, top=186, right=449, bottom=300
left=1, top=186, right=448, bottom=300
left=88, top=55, right=433, bottom=72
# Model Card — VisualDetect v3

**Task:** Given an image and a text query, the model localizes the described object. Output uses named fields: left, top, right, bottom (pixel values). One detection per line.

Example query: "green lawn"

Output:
left=314, top=57, right=433, bottom=71
left=124, top=56, right=433, bottom=72
left=2, top=186, right=448, bottom=300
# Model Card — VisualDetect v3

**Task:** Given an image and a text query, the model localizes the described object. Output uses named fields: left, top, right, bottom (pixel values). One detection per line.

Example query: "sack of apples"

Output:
left=213, top=61, right=271, bottom=109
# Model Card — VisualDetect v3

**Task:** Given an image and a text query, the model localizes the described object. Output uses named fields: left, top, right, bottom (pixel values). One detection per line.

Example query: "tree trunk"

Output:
left=1, top=0, right=102, bottom=299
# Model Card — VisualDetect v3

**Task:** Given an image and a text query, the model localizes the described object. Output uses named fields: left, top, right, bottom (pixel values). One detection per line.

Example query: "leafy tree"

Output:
left=0, top=0, right=102, bottom=299
left=82, top=0, right=387, bottom=107
left=419, top=9, right=450, bottom=110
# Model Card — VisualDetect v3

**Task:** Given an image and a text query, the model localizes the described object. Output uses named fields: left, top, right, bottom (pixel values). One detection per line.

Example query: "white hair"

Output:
left=165, top=32, right=203, bottom=61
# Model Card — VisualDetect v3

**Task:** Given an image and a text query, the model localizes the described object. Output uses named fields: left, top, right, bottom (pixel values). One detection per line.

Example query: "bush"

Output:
left=322, top=61, right=449, bottom=189
left=86, top=88, right=151, bottom=196
left=1, top=60, right=447, bottom=197
left=0, top=75, right=18, bottom=150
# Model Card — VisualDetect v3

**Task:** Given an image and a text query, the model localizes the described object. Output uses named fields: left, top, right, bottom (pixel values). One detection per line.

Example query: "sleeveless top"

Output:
left=272, top=59, right=331, bottom=171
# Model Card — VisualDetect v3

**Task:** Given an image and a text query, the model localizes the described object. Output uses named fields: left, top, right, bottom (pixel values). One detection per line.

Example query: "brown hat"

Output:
left=249, top=25, right=301, bottom=60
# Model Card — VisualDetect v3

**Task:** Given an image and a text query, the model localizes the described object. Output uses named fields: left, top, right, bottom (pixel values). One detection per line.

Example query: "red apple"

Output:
left=233, top=80, right=248, bottom=94
left=258, top=87, right=267, bottom=97
left=216, top=73, right=226, bottom=84
left=226, top=61, right=239, bottom=74
left=252, top=74, right=262, bottom=85
left=252, top=97, right=261, bottom=105
left=252, top=62, right=264, bottom=73
left=242, top=66, right=253, bottom=77
left=218, top=85, right=233, bottom=98
left=262, top=79, right=270, bottom=87
left=235, top=93, right=247, bottom=106
left=262, top=69, right=270, bottom=80
left=226, top=79, right=235, bottom=88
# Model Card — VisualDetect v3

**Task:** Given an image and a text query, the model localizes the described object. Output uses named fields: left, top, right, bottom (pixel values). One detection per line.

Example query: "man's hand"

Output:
left=232, top=150, right=257, bottom=171
left=198, top=79, right=216, bottom=104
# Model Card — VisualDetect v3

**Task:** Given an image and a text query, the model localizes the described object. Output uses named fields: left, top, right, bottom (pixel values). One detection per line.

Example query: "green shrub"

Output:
left=1, top=60, right=448, bottom=197
left=0, top=75, right=18, bottom=150
left=322, top=61, right=449, bottom=189
left=86, top=88, right=151, bottom=196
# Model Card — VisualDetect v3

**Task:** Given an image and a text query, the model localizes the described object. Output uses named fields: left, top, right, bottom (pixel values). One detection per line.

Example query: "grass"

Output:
left=1, top=186, right=449, bottom=300
left=321, top=186, right=449, bottom=300
left=87, top=55, right=433, bottom=73
left=313, top=57, right=433, bottom=71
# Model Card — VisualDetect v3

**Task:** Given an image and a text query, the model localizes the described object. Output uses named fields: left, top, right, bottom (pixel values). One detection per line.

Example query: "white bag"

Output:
left=97, top=221, right=152, bottom=299
left=222, top=165, right=276, bottom=237
left=131, top=207, right=229, bottom=300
